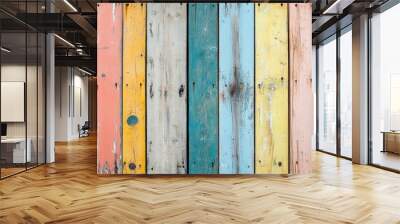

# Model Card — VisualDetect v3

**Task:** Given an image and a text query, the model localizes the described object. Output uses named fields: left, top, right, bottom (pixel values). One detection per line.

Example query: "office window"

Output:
left=340, top=28, right=352, bottom=158
left=317, top=36, right=337, bottom=154
left=371, top=4, right=400, bottom=171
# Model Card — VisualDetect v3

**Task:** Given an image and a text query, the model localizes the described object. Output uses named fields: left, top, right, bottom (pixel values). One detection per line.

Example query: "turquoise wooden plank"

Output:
left=219, top=3, right=254, bottom=174
left=188, top=3, right=219, bottom=174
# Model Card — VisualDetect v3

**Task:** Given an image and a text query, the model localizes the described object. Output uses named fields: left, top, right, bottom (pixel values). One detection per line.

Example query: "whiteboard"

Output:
left=1, top=82, right=25, bottom=122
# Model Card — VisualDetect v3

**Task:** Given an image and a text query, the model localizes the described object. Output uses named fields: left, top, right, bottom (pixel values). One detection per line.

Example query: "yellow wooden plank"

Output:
left=123, top=3, right=146, bottom=174
left=255, top=3, right=289, bottom=174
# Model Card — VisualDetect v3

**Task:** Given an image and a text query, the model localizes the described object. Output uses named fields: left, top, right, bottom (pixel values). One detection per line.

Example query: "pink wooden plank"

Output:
left=289, top=3, right=313, bottom=174
left=97, top=3, right=123, bottom=174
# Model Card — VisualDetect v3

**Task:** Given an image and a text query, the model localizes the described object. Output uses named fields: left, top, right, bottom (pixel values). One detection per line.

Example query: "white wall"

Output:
left=55, top=67, right=89, bottom=141
left=55, top=66, right=69, bottom=141
left=1, top=65, right=27, bottom=139
left=1, top=63, right=46, bottom=164
left=71, top=71, right=89, bottom=138
left=1, top=65, right=39, bottom=138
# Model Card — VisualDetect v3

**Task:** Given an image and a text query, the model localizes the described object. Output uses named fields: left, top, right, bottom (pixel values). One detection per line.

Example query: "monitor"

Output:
left=1, top=123, right=7, bottom=137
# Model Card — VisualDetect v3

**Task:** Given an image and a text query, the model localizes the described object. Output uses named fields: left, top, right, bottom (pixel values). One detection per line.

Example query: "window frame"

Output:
left=315, top=24, right=353, bottom=161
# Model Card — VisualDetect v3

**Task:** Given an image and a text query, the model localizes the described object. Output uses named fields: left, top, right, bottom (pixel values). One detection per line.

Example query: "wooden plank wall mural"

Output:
left=188, top=3, right=219, bottom=174
left=289, top=3, right=313, bottom=174
left=122, top=3, right=146, bottom=174
left=147, top=3, right=187, bottom=174
left=255, top=3, right=289, bottom=174
left=219, top=3, right=254, bottom=174
left=97, top=3, right=313, bottom=175
left=97, top=4, right=123, bottom=174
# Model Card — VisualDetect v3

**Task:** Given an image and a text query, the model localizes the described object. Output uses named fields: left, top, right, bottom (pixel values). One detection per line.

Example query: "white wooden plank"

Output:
left=147, top=3, right=187, bottom=174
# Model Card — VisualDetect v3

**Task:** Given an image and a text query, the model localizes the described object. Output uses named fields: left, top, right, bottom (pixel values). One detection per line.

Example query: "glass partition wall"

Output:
left=0, top=1, right=46, bottom=179
left=316, top=26, right=353, bottom=159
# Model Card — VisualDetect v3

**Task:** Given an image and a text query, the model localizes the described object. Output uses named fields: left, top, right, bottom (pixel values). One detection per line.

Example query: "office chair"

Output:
left=79, top=121, right=90, bottom=138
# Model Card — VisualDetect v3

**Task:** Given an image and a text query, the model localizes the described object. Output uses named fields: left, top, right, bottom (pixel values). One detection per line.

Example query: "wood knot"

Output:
left=127, top=115, right=138, bottom=126
left=149, top=84, right=154, bottom=98
left=178, top=85, right=185, bottom=97
left=229, top=82, right=237, bottom=96
left=129, top=163, right=136, bottom=170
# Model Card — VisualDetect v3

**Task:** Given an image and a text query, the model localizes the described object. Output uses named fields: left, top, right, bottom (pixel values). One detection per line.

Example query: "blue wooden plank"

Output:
left=188, top=3, right=219, bottom=174
left=219, top=3, right=255, bottom=174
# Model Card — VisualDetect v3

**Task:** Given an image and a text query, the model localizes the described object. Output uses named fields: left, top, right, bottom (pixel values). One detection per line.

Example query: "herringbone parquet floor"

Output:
left=1, top=135, right=400, bottom=224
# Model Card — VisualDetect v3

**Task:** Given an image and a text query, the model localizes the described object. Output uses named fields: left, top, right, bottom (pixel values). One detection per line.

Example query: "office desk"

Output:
left=382, top=131, right=400, bottom=154
left=1, top=138, right=31, bottom=164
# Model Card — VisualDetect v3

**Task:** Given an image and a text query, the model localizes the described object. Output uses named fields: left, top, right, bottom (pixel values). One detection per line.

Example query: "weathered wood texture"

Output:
left=289, top=3, right=313, bottom=174
left=188, top=3, right=219, bottom=174
left=147, top=3, right=187, bottom=174
left=97, top=3, right=123, bottom=174
left=122, top=3, right=146, bottom=174
left=218, top=3, right=254, bottom=174
left=255, top=3, right=289, bottom=174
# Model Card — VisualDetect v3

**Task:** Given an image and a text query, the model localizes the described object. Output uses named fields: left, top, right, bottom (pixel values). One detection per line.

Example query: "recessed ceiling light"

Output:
left=54, top=34, right=75, bottom=48
left=78, top=67, right=93, bottom=76
left=322, top=0, right=354, bottom=15
left=1, top=47, right=11, bottom=53
left=63, top=0, right=78, bottom=12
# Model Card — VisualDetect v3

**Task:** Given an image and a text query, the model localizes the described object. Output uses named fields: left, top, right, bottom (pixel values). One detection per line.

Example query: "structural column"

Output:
left=352, top=14, right=369, bottom=164
left=45, top=0, right=56, bottom=163
left=46, top=32, right=55, bottom=163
